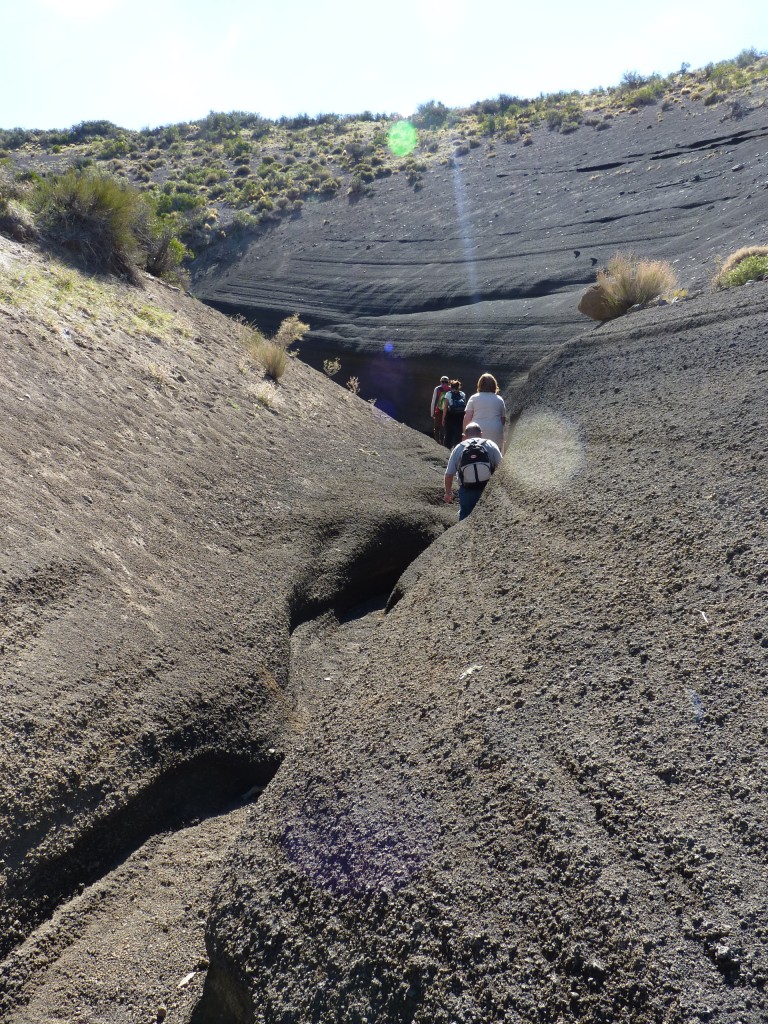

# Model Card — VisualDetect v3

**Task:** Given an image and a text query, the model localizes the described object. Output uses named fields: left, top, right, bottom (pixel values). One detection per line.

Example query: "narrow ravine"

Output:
left=0, top=762, right=279, bottom=1022
left=0, top=505, right=442, bottom=1021
left=190, top=594, right=392, bottom=1024
left=1, top=575, right=429, bottom=1022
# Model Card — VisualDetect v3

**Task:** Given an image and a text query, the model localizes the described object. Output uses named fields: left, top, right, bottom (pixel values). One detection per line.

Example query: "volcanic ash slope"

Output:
left=0, top=233, right=449, bottom=1017
left=203, top=284, right=767, bottom=1023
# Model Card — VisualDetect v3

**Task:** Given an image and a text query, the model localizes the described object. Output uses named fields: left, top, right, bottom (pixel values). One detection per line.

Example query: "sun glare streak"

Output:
left=451, top=161, right=480, bottom=305
left=506, top=410, right=584, bottom=492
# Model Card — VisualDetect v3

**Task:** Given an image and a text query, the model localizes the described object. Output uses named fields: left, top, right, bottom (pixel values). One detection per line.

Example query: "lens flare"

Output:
left=388, top=121, right=418, bottom=157
left=384, top=341, right=394, bottom=353
left=506, top=410, right=584, bottom=493
left=282, top=785, right=436, bottom=894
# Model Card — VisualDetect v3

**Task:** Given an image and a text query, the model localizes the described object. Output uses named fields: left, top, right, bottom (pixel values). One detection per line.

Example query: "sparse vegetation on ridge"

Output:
left=0, top=49, right=765, bottom=268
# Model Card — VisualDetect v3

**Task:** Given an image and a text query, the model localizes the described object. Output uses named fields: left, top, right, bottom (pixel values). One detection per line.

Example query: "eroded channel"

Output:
left=0, top=518, right=440, bottom=1022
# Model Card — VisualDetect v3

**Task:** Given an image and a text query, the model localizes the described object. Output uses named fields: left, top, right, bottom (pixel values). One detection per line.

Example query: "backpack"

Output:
left=435, top=385, right=451, bottom=414
left=445, top=391, right=466, bottom=419
left=458, top=439, right=493, bottom=489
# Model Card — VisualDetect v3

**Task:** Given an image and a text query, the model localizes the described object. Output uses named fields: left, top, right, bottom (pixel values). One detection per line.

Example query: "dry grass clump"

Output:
left=238, top=312, right=309, bottom=381
left=273, top=312, right=310, bottom=349
left=260, top=341, right=289, bottom=380
left=596, top=252, right=679, bottom=318
left=711, top=245, right=768, bottom=290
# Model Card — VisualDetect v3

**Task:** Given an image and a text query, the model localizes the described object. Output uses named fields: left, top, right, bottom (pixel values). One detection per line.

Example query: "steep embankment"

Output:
left=0, top=234, right=450, bottom=1019
left=192, top=95, right=768, bottom=428
left=199, top=282, right=767, bottom=1023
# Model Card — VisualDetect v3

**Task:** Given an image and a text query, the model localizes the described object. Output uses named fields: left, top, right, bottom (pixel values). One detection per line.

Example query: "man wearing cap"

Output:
left=443, top=422, right=502, bottom=520
left=430, top=375, right=451, bottom=444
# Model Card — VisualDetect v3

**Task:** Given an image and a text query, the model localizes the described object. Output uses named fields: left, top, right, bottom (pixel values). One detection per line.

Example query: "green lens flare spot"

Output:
left=388, top=120, right=418, bottom=157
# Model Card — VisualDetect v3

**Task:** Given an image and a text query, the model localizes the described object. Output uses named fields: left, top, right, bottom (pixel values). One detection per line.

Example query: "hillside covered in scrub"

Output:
left=2, top=50, right=768, bottom=426
left=0, top=45, right=767, bottom=1024
left=189, top=51, right=768, bottom=427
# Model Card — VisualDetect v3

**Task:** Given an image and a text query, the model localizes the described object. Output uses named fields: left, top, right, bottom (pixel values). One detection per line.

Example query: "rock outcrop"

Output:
left=578, top=282, right=615, bottom=321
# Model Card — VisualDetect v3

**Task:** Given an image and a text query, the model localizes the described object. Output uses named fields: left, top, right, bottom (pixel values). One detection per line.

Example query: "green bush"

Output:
left=31, top=169, right=147, bottom=281
left=31, top=168, right=185, bottom=284
left=735, top=47, right=762, bottom=68
left=155, top=188, right=205, bottom=214
left=712, top=246, right=768, bottom=289
left=628, top=85, right=660, bottom=106
left=413, top=101, right=450, bottom=129
left=144, top=229, right=189, bottom=282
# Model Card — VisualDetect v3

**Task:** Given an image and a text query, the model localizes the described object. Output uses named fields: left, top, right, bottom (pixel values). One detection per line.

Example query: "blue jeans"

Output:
left=458, top=485, right=485, bottom=520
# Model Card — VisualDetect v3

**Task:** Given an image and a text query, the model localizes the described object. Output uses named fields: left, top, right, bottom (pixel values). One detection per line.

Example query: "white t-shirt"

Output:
left=464, top=392, right=506, bottom=449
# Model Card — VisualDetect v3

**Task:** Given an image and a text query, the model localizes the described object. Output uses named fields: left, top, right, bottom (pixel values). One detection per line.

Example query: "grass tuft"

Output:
left=711, top=246, right=768, bottom=290
left=237, top=312, right=308, bottom=381
left=595, top=252, right=679, bottom=318
left=31, top=169, right=149, bottom=283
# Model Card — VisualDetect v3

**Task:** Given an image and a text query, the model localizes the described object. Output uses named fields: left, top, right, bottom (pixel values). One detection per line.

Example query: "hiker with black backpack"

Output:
left=442, top=379, right=466, bottom=450
left=443, top=422, right=502, bottom=520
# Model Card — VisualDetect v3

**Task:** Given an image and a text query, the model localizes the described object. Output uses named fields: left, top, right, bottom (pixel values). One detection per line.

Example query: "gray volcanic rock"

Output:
left=0, top=235, right=449, bottom=1018
left=192, top=95, right=768, bottom=428
left=199, top=283, right=767, bottom=1022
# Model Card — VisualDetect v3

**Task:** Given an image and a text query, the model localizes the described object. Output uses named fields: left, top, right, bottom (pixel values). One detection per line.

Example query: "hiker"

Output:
left=442, top=379, right=466, bottom=450
left=430, top=375, right=451, bottom=444
left=443, top=422, right=502, bottom=520
left=463, top=372, right=506, bottom=451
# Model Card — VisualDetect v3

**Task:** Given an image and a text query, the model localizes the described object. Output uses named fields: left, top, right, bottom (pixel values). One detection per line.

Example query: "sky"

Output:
left=2, top=0, right=767, bottom=131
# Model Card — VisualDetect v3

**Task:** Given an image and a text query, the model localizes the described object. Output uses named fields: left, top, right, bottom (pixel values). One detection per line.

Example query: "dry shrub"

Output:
left=0, top=167, right=37, bottom=242
left=596, top=252, right=679, bottom=318
left=0, top=198, right=37, bottom=242
left=273, top=312, right=309, bottom=349
left=237, top=312, right=308, bottom=381
left=711, top=245, right=768, bottom=290
left=261, top=340, right=288, bottom=380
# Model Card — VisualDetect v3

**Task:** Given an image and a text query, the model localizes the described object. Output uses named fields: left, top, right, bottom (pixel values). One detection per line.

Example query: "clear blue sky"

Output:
left=3, top=0, right=767, bottom=131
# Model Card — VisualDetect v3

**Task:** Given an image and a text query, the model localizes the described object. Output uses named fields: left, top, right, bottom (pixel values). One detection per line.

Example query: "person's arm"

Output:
left=443, top=472, right=455, bottom=502
left=462, top=398, right=473, bottom=433
left=444, top=446, right=461, bottom=501
left=430, top=387, right=438, bottom=418
left=500, top=395, right=507, bottom=426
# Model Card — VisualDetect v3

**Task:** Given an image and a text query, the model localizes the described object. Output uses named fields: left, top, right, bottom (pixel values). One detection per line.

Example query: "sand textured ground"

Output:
left=0, top=106, right=766, bottom=1023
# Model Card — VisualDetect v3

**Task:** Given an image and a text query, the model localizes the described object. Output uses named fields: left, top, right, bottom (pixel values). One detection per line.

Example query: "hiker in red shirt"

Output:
left=429, top=375, right=451, bottom=444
